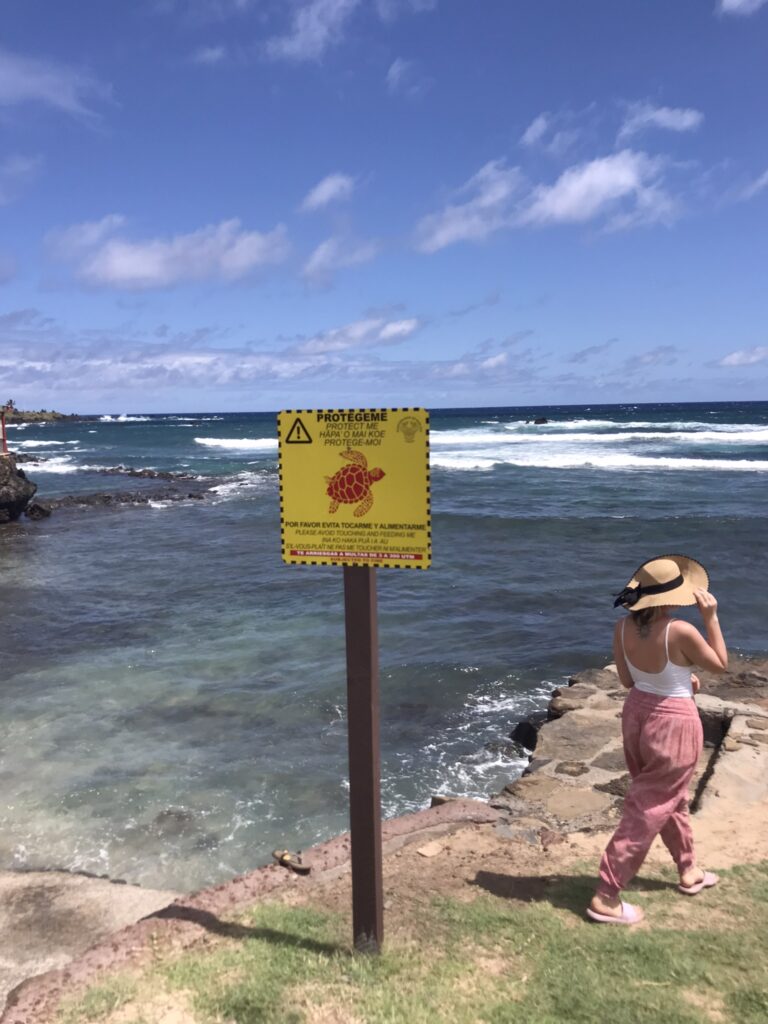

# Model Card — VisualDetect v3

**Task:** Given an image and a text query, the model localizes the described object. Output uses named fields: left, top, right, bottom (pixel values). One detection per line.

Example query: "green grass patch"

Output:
left=59, top=862, right=768, bottom=1024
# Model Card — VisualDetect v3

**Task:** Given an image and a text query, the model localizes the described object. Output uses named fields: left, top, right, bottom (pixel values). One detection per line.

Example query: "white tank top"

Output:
left=622, top=620, right=693, bottom=698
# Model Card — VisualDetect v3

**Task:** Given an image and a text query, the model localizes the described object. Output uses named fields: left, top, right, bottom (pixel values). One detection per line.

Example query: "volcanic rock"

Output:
left=0, top=454, right=37, bottom=523
left=24, top=502, right=52, bottom=520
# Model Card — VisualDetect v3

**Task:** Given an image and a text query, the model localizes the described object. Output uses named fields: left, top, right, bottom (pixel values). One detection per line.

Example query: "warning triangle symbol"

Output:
left=285, top=416, right=313, bottom=444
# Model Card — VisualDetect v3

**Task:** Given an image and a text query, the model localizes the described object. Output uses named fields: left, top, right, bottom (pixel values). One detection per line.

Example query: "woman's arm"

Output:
left=612, top=619, right=635, bottom=689
left=677, top=589, right=728, bottom=673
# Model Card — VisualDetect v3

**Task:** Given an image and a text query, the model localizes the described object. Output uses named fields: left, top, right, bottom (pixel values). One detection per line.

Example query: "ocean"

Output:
left=2, top=401, right=767, bottom=890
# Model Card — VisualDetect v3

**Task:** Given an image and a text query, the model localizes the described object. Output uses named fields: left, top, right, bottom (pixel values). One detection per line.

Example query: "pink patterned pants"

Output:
left=597, top=687, right=703, bottom=898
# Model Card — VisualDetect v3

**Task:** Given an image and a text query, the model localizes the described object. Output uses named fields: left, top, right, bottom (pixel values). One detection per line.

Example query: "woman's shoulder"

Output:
left=669, top=618, right=697, bottom=636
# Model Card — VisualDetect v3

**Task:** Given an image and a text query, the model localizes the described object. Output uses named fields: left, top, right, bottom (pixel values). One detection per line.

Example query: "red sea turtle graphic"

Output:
left=326, top=449, right=385, bottom=517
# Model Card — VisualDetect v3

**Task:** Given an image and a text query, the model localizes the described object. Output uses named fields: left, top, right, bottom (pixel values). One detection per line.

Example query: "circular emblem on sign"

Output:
left=397, top=416, right=422, bottom=443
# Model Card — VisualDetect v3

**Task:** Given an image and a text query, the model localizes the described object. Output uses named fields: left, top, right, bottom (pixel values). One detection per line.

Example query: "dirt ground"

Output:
left=289, top=793, right=768, bottom=935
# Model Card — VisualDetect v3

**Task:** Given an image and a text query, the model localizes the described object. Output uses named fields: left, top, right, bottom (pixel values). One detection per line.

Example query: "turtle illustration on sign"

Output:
left=326, top=449, right=385, bottom=517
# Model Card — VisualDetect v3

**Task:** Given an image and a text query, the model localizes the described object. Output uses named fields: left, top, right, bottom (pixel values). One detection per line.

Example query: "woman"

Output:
left=587, top=555, right=728, bottom=925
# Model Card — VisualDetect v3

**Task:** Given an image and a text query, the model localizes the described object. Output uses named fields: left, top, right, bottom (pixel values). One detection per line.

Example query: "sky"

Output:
left=1, top=0, right=767, bottom=413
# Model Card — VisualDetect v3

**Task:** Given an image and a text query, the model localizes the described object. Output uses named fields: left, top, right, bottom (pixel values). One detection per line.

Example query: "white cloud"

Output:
left=302, top=236, right=378, bottom=285
left=719, top=346, right=768, bottom=366
left=49, top=216, right=289, bottom=289
left=47, top=214, right=128, bottom=258
left=0, top=154, right=41, bottom=205
left=266, top=0, right=361, bottom=61
left=520, top=150, right=674, bottom=228
left=376, top=0, right=438, bottom=20
left=739, top=168, right=768, bottom=201
left=520, top=114, right=550, bottom=148
left=569, top=338, right=619, bottom=364
left=416, top=149, right=680, bottom=252
left=379, top=318, right=419, bottom=340
left=618, top=103, right=704, bottom=142
left=386, top=57, right=431, bottom=97
left=518, top=109, right=584, bottom=158
left=191, top=45, right=228, bottom=65
left=0, top=47, right=109, bottom=118
left=479, top=352, right=507, bottom=371
left=415, top=159, right=523, bottom=252
left=300, top=172, right=356, bottom=211
left=297, top=315, right=419, bottom=354
left=718, top=0, right=768, bottom=13
left=153, top=0, right=255, bottom=19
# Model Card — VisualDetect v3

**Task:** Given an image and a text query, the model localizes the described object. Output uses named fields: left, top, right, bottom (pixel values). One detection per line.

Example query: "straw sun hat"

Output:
left=613, top=554, right=709, bottom=612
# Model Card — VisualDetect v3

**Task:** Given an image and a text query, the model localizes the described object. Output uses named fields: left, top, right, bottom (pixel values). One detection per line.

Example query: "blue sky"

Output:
left=1, top=0, right=767, bottom=413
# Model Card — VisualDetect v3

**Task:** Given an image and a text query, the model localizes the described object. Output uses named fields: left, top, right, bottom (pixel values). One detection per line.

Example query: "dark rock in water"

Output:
left=46, top=486, right=207, bottom=511
left=484, top=740, right=526, bottom=759
left=509, top=710, right=548, bottom=751
left=194, top=832, right=220, bottom=851
left=95, top=465, right=197, bottom=482
left=11, top=452, right=39, bottom=464
left=25, top=501, right=52, bottom=520
left=0, top=454, right=37, bottom=523
left=533, top=416, right=549, bottom=425
left=151, top=808, right=196, bottom=837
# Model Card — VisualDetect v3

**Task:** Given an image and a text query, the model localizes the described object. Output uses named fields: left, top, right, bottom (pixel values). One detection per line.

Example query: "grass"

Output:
left=58, top=862, right=768, bottom=1024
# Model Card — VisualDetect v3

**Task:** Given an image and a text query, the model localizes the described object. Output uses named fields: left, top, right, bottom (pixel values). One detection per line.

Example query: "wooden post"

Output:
left=343, top=565, right=384, bottom=953
left=1, top=407, right=8, bottom=456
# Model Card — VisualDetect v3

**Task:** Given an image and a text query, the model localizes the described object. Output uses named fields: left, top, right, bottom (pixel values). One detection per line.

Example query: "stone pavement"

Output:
left=492, top=654, right=768, bottom=841
left=0, top=872, right=178, bottom=1010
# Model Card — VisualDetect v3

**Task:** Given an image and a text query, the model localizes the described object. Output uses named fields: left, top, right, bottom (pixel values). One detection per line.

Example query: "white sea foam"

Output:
left=431, top=450, right=768, bottom=472
left=209, top=472, right=270, bottom=497
left=500, top=418, right=768, bottom=433
left=431, top=428, right=768, bottom=446
left=195, top=437, right=277, bottom=451
left=22, top=456, right=81, bottom=473
left=13, top=439, right=80, bottom=448
left=430, top=454, right=497, bottom=471
left=99, top=414, right=151, bottom=423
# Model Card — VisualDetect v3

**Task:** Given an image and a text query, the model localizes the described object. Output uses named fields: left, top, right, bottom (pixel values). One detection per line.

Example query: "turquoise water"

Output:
left=2, top=401, right=767, bottom=889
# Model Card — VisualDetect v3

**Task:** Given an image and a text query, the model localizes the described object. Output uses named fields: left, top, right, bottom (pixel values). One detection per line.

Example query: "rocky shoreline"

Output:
left=2, top=652, right=767, bottom=1022
left=1, top=453, right=214, bottom=523
left=3, top=410, right=84, bottom=424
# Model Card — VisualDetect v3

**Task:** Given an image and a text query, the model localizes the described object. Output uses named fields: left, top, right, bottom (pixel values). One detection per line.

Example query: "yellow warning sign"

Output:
left=278, top=408, right=431, bottom=569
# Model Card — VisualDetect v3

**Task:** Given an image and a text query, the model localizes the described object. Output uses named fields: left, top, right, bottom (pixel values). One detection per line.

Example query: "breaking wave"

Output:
left=195, top=437, right=277, bottom=451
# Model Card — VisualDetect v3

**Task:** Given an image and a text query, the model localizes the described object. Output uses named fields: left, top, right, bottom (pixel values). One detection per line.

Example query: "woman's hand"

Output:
left=694, top=588, right=718, bottom=621
left=691, top=673, right=701, bottom=695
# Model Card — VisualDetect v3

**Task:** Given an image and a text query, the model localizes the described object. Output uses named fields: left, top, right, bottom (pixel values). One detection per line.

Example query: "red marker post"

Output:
left=1, top=404, right=10, bottom=456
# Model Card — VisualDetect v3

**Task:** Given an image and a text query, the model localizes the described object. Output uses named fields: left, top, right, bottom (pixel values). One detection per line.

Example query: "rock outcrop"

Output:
left=0, top=455, right=37, bottom=523
left=4, top=409, right=81, bottom=424
left=491, top=655, right=768, bottom=838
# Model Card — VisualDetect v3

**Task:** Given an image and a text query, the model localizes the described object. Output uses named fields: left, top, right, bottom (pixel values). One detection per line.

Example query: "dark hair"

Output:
left=631, top=607, right=662, bottom=638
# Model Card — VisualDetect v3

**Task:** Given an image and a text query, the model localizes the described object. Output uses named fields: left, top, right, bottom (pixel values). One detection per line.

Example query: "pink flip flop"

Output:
left=586, top=901, right=644, bottom=925
left=678, top=870, right=719, bottom=896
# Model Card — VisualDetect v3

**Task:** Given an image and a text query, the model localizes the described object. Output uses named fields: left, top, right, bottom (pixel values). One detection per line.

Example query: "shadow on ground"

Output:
left=150, top=904, right=343, bottom=956
left=473, top=871, right=671, bottom=917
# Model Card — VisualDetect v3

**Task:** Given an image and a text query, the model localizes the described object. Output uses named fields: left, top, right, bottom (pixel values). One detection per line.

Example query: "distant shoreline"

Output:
left=5, top=409, right=86, bottom=424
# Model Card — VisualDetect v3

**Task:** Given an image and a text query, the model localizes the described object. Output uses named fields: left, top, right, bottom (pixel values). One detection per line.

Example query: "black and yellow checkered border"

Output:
left=278, top=407, right=431, bottom=570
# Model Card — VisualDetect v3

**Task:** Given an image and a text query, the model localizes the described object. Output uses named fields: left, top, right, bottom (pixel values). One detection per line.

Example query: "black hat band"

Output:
left=613, top=573, right=685, bottom=609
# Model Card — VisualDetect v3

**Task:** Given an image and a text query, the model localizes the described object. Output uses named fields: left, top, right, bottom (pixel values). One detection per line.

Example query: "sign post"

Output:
left=344, top=565, right=383, bottom=951
left=278, top=408, right=430, bottom=953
